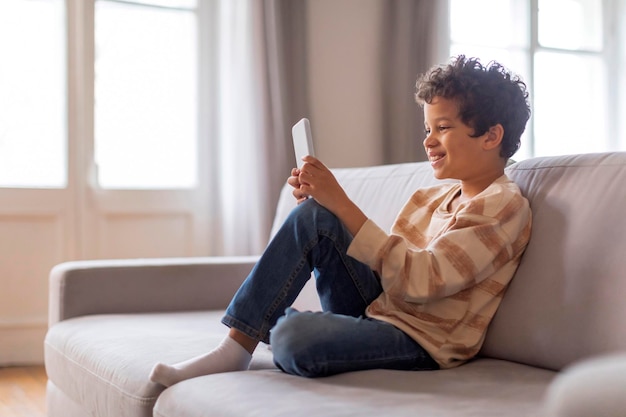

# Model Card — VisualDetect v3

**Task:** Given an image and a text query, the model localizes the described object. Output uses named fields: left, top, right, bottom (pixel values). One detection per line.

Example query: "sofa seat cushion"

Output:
left=154, top=358, right=556, bottom=417
left=44, top=311, right=275, bottom=417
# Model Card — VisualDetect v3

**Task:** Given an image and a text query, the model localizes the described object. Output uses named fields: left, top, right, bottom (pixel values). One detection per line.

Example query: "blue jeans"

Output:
left=222, top=199, right=438, bottom=377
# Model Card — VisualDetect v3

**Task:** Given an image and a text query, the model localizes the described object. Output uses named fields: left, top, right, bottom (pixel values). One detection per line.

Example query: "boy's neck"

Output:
left=459, top=164, right=505, bottom=200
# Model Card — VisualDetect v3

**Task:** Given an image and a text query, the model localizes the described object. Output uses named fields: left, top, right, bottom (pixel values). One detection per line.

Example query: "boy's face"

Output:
left=423, top=96, right=494, bottom=182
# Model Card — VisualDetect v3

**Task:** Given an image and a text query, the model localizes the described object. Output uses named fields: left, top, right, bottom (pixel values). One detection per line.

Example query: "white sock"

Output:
left=149, top=336, right=252, bottom=387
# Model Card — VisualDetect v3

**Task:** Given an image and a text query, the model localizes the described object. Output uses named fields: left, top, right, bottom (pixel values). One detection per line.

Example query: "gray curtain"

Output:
left=380, top=0, right=449, bottom=164
left=258, top=0, right=310, bottom=230
left=210, top=0, right=309, bottom=255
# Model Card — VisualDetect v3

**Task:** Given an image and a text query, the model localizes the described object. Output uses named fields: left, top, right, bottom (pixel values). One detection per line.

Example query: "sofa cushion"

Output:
left=482, top=152, right=626, bottom=370
left=45, top=311, right=275, bottom=417
left=154, top=358, right=556, bottom=417
left=47, top=380, right=95, bottom=417
left=543, top=353, right=626, bottom=417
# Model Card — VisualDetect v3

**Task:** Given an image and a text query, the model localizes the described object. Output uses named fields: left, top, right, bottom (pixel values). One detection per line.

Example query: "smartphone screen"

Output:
left=292, top=118, right=315, bottom=169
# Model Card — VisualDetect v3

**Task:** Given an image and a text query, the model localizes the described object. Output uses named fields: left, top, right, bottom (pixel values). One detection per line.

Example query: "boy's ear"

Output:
left=482, top=124, right=504, bottom=151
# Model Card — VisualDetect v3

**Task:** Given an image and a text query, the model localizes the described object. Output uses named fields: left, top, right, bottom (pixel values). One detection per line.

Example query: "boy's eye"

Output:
left=424, top=126, right=451, bottom=136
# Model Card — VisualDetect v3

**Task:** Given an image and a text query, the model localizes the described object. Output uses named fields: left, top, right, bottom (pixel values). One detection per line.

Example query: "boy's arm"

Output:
left=347, top=192, right=531, bottom=303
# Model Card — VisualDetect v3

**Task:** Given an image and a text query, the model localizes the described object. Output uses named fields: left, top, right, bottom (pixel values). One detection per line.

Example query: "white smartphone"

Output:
left=292, top=118, right=315, bottom=169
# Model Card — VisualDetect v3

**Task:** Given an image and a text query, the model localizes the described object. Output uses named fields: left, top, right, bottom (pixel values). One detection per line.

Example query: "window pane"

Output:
left=448, top=45, right=530, bottom=80
left=538, top=0, right=602, bottom=51
left=534, top=52, right=607, bottom=156
left=450, top=0, right=529, bottom=49
left=125, top=0, right=196, bottom=9
left=95, top=1, right=198, bottom=189
left=0, top=0, right=66, bottom=188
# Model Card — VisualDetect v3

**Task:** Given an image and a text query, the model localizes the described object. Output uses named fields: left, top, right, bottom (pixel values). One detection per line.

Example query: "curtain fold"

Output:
left=380, top=0, right=449, bottom=164
left=210, top=0, right=308, bottom=256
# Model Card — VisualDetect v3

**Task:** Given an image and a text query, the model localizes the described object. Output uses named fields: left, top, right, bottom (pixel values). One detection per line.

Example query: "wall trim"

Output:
left=0, top=317, right=48, bottom=366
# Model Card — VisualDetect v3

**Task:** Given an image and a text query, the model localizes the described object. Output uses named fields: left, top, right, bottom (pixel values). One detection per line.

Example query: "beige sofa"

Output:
left=45, top=152, right=626, bottom=417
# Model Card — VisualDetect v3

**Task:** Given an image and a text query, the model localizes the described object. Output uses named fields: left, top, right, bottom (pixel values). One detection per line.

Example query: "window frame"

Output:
left=449, top=0, right=624, bottom=159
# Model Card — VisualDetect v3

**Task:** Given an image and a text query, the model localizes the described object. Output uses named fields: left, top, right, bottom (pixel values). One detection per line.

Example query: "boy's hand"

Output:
left=294, top=156, right=368, bottom=236
left=296, top=156, right=348, bottom=212
left=288, top=167, right=309, bottom=204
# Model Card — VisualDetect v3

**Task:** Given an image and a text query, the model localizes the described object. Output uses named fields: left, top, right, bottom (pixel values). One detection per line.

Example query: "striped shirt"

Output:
left=347, top=175, right=532, bottom=369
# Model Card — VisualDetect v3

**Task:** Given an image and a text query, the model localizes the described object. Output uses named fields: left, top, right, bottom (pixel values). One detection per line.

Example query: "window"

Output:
left=449, top=0, right=625, bottom=159
left=94, top=0, right=198, bottom=189
left=0, top=0, right=66, bottom=188
left=0, top=0, right=199, bottom=189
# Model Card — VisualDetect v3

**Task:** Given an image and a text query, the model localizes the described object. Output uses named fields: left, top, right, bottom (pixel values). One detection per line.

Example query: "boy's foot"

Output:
left=149, top=336, right=252, bottom=387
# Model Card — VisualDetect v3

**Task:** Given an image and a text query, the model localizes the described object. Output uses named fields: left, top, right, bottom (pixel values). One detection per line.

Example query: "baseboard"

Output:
left=0, top=317, right=47, bottom=366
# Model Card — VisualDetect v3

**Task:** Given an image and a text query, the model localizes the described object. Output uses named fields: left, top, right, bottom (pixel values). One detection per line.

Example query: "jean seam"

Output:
left=257, top=234, right=318, bottom=340
left=316, top=351, right=428, bottom=364
left=303, top=347, right=438, bottom=374
left=221, top=315, right=265, bottom=342
left=318, top=228, right=372, bottom=306
left=312, top=358, right=436, bottom=375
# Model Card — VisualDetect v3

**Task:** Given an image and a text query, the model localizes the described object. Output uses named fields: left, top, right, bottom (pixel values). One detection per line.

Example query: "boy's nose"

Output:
left=423, top=133, right=437, bottom=149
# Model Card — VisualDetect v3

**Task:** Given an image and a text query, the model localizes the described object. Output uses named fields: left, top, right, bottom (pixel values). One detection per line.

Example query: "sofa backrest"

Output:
left=481, top=152, right=626, bottom=370
left=271, top=152, right=626, bottom=371
left=271, top=161, right=444, bottom=238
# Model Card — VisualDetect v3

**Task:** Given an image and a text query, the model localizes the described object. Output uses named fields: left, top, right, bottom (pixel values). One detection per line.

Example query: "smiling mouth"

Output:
left=428, top=153, right=445, bottom=163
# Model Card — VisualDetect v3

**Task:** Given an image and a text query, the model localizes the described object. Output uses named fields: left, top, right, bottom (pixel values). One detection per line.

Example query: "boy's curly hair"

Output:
left=415, top=55, right=531, bottom=159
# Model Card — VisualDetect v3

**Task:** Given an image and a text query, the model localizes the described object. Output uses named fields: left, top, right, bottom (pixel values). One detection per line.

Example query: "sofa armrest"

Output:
left=544, top=352, right=626, bottom=417
left=48, top=256, right=259, bottom=326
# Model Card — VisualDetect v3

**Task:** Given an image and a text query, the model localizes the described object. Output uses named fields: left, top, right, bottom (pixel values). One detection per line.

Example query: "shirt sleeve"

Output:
left=347, top=188, right=530, bottom=304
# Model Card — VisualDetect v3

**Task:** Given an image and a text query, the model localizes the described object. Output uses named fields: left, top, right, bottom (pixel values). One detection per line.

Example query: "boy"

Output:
left=150, top=55, right=532, bottom=384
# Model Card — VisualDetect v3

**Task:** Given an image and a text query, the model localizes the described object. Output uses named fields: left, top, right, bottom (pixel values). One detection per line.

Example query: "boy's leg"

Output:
left=150, top=199, right=381, bottom=386
left=271, top=308, right=439, bottom=378
left=222, top=199, right=382, bottom=343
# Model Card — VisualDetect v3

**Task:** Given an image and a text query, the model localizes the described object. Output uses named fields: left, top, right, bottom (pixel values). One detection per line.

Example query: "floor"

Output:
left=0, top=366, right=47, bottom=417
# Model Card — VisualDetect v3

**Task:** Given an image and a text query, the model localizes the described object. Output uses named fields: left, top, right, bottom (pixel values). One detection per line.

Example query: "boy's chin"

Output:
left=432, top=170, right=458, bottom=181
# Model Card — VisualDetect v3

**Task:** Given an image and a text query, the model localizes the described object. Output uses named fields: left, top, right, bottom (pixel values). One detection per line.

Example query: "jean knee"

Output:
left=270, top=309, right=324, bottom=378
left=288, top=199, right=340, bottom=231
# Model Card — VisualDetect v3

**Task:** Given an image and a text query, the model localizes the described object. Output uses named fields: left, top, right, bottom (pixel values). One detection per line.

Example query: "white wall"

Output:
left=306, top=0, right=385, bottom=168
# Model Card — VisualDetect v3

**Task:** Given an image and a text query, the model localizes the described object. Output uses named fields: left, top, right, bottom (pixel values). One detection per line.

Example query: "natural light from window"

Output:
left=449, top=0, right=621, bottom=160
left=94, top=0, right=198, bottom=189
left=0, top=0, right=66, bottom=188
left=538, top=0, right=602, bottom=51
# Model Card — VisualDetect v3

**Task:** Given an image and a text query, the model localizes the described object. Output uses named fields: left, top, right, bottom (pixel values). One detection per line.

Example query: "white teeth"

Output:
left=429, top=154, right=444, bottom=162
